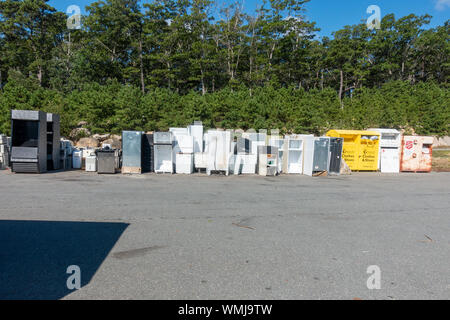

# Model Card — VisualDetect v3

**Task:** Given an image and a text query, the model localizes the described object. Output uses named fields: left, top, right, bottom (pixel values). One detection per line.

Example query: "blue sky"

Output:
left=50, top=0, right=449, bottom=38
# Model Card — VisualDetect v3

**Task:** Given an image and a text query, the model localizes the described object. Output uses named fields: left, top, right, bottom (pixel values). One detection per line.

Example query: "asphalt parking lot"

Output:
left=0, top=170, right=449, bottom=300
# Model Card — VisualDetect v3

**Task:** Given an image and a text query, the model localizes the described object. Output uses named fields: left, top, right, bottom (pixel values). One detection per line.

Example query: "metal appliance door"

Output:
left=302, top=136, right=315, bottom=176
left=288, top=150, right=302, bottom=173
left=122, top=131, right=142, bottom=170
left=177, top=135, right=194, bottom=153
left=175, top=153, right=194, bottom=174
left=97, top=151, right=116, bottom=174
left=11, top=147, right=38, bottom=162
left=154, top=144, right=173, bottom=173
left=194, top=152, right=208, bottom=169
left=141, top=134, right=153, bottom=173
left=209, top=131, right=230, bottom=171
left=329, top=138, right=343, bottom=174
left=153, top=132, right=172, bottom=144
left=287, top=139, right=302, bottom=174
left=380, top=147, right=400, bottom=173
left=188, top=124, right=203, bottom=153
left=258, top=153, right=267, bottom=176
left=313, top=138, right=329, bottom=171
left=215, top=132, right=225, bottom=170
left=207, top=134, right=218, bottom=171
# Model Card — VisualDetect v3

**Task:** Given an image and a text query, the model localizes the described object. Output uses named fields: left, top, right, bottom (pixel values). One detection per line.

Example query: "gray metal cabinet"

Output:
left=96, top=150, right=116, bottom=174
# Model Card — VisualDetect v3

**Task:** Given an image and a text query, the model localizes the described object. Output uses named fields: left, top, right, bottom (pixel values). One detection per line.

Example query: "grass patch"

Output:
left=432, top=149, right=450, bottom=172
left=433, top=150, right=450, bottom=158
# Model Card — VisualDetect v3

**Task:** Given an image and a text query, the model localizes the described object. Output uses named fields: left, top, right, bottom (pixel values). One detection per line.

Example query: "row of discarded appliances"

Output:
left=4, top=110, right=434, bottom=175
left=118, top=126, right=433, bottom=175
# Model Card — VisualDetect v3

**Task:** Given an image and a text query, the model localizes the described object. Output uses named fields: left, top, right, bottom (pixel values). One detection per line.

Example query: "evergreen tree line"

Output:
left=0, top=0, right=448, bottom=137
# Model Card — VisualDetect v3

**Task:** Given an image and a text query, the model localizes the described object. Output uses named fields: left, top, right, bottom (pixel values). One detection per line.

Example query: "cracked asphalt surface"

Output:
left=0, top=170, right=449, bottom=300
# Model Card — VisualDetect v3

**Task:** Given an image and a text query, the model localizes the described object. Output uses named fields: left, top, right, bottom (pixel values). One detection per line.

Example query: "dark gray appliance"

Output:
left=313, top=137, right=330, bottom=172
left=96, top=149, right=116, bottom=174
left=46, top=113, right=60, bottom=170
left=237, top=137, right=252, bottom=154
left=142, top=134, right=154, bottom=173
left=10, top=110, right=47, bottom=173
left=329, top=137, right=343, bottom=174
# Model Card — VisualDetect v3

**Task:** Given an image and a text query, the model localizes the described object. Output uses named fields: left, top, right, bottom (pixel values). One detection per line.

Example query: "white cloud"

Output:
left=435, top=0, right=450, bottom=10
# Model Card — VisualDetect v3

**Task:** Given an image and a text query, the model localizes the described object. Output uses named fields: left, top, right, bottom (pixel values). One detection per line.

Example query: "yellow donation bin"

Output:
left=326, top=130, right=380, bottom=171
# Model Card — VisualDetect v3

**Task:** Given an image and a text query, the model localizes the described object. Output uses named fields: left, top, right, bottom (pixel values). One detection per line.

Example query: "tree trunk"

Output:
left=321, top=71, right=324, bottom=91
left=339, top=70, right=344, bottom=108
left=249, top=56, right=253, bottom=83
left=421, top=59, right=425, bottom=80
left=139, top=38, right=145, bottom=94
left=166, top=59, right=171, bottom=90
left=201, top=68, right=206, bottom=96
left=401, top=61, right=405, bottom=80
left=68, top=32, right=71, bottom=56
left=37, top=65, right=43, bottom=86
left=315, top=71, right=319, bottom=89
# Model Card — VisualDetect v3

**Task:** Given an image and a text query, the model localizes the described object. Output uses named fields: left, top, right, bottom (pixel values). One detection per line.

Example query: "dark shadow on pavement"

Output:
left=0, top=220, right=128, bottom=300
